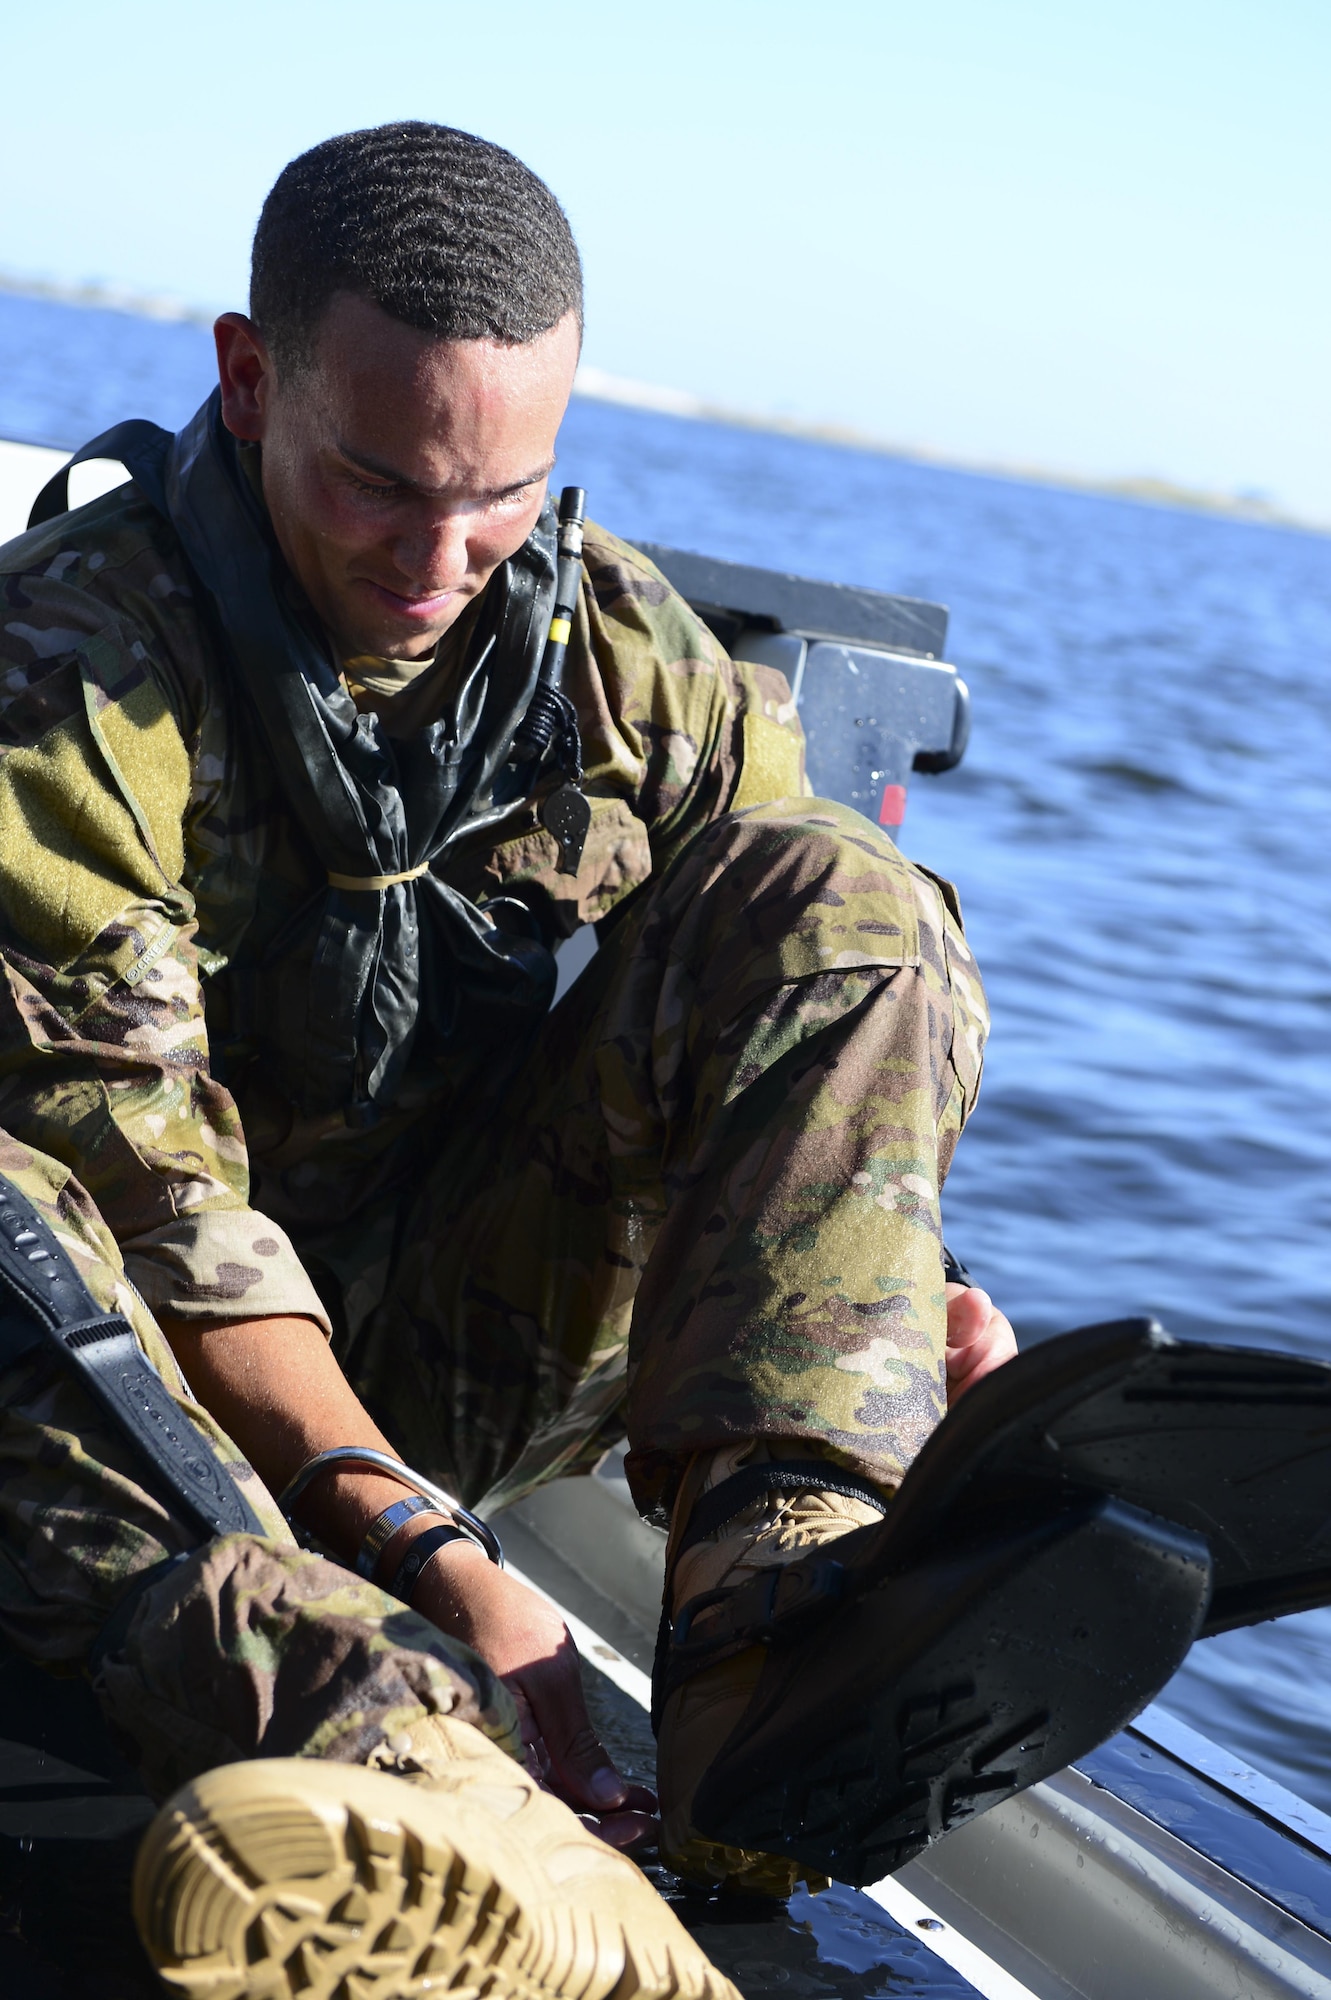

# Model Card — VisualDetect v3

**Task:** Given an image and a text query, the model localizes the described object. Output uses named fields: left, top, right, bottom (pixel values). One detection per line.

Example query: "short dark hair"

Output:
left=250, top=122, right=583, bottom=372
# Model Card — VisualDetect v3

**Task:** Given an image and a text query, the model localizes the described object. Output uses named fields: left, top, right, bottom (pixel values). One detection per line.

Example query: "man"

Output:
left=0, top=122, right=1013, bottom=1995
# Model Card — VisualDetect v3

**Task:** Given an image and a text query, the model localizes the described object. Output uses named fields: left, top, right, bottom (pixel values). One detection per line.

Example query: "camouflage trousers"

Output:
left=0, top=1137, right=520, bottom=1803
left=0, top=801, right=983, bottom=1799
left=311, top=800, right=988, bottom=1517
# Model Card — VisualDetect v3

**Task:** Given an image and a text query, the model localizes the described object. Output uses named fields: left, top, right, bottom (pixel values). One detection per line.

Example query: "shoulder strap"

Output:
left=0, top=1178, right=264, bottom=1541
left=27, top=418, right=172, bottom=530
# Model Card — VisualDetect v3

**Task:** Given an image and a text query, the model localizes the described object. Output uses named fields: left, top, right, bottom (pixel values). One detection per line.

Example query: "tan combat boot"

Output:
left=133, top=1712, right=740, bottom=2000
left=656, top=1442, right=888, bottom=1895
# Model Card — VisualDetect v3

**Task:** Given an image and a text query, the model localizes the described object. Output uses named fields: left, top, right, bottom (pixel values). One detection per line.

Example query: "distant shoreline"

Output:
left=0, top=269, right=211, bottom=326
left=573, top=365, right=1323, bottom=537
left=2, top=272, right=1322, bottom=537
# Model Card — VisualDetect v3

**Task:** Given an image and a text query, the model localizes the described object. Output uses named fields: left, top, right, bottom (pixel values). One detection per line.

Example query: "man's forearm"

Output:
left=159, top=1312, right=441, bottom=1575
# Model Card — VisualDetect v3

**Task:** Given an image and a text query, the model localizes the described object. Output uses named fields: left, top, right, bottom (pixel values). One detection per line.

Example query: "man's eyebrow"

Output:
left=334, top=442, right=555, bottom=500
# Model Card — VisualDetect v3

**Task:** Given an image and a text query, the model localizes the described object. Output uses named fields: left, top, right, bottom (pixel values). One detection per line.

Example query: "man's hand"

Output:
left=945, top=1282, right=1017, bottom=1405
left=414, top=1545, right=656, bottom=1850
left=159, top=1311, right=651, bottom=1846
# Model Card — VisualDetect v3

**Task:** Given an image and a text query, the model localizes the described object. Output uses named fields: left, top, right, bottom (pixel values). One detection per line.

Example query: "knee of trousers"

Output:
left=655, top=797, right=963, bottom=1015
left=91, top=1532, right=522, bottom=1797
left=0, top=1142, right=296, bottom=1671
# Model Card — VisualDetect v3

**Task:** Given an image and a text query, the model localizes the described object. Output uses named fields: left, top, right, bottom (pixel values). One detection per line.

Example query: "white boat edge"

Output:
left=499, top=1500, right=1039, bottom=2000
left=0, top=437, right=130, bottom=542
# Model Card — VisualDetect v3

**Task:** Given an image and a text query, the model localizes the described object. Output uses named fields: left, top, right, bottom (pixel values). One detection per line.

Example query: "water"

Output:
left=4, top=287, right=1331, bottom=1813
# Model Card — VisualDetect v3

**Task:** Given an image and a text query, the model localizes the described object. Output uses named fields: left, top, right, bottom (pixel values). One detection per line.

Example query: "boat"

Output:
left=1, top=439, right=1330, bottom=1998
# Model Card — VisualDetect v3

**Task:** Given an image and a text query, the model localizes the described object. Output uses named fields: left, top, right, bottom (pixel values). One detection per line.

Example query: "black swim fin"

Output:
left=672, top=1316, right=1331, bottom=1884
left=880, top=1316, right=1331, bottom=1636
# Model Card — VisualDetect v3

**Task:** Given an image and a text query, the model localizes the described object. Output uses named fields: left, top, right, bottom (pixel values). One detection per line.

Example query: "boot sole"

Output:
left=692, top=1494, right=1210, bottom=1886
left=133, top=1758, right=707, bottom=2000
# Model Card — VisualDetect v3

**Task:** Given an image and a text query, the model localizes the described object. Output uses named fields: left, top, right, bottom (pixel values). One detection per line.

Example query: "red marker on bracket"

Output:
left=878, top=783, right=907, bottom=830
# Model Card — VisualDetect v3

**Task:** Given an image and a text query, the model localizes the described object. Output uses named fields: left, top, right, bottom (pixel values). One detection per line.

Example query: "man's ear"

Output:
left=214, top=313, right=276, bottom=440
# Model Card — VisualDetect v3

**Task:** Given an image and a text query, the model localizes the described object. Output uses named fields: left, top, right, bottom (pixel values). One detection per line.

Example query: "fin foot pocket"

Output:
left=882, top=1317, right=1331, bottom=1636
left=691, top=1495, right=1211, bottom=1886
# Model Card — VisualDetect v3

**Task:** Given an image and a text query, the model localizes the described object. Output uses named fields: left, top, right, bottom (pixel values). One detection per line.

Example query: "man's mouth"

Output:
left=358, top=577, right=459, bottom=623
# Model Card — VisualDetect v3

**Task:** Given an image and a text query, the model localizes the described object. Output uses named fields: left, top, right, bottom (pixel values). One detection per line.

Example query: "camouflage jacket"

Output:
left=0, top=480, right=809, bottom=1328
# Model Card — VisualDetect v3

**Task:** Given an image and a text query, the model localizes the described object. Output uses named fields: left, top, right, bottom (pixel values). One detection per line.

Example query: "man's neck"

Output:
left=341, top=590, right=485, bottom=731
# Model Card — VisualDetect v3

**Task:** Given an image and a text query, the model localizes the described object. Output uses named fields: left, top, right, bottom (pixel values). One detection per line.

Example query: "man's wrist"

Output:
left=340, top=1487, right=490, bottom=1592
left=280, top=1447, right=502, bottom=1570
left=356, top=1495, right=443, bottom=1576
left=382, top=1520, right=486, bottom=1602
left=289, top=1464, right=434, bottom=1566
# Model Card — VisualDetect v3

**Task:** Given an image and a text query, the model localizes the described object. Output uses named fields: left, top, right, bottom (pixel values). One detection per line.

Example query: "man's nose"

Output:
left=390, top=507, right=470, bottom=589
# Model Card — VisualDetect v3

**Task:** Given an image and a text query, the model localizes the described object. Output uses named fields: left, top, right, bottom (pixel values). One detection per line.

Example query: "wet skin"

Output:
left=214, top=295, right=581, bottom=662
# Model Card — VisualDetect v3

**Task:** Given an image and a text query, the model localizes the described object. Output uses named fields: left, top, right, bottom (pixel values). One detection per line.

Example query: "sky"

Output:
left=2, top=1, right=1328, bottom=519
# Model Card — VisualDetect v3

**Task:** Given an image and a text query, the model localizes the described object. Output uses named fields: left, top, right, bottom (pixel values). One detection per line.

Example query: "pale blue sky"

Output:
left=3, top=1, right=1327, bottom=516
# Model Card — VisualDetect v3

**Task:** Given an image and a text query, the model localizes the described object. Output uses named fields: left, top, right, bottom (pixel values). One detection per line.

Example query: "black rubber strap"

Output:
left=387, top=1523, right=476, bottom=1603
left=27, top=419, right=171, bottom=530
left=651, top=1461, right=892, bottom=1731
left=0, top=1181, right=264, bottom=1541
left=943, top=1243, right=973, bottom=1288
left=678, top=1459, right=891, bottom=1563
left=651, top=1551, right=854, bottom=1730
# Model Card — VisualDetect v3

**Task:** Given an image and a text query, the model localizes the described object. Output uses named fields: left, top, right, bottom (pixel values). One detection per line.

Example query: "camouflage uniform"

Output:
left=0, top=478, right=986, bottom=1773
left=0, top=1131, right=519, bottom=1801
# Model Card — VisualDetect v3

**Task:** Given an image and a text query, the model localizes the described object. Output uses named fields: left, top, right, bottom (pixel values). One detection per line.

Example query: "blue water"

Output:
left=4, top=288, right=1331, bottom=1813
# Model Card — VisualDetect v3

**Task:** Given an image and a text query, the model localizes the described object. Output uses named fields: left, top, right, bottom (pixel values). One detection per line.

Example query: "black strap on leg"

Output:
left=0, top=1180, right=264, bottom=1541
left=676, top=1459, right=891, bottom=1562
left=652, top=1459, right=892, bottom=1730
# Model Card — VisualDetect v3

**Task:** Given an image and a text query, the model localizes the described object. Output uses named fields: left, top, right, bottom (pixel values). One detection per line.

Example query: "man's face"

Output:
left=215, top=294, right=580, bottom=660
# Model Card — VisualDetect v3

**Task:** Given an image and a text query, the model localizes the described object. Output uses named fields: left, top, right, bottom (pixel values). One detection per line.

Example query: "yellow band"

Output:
left=547, top=616, right=572, bottom=646
left=327, top=861, right=431, bottom=892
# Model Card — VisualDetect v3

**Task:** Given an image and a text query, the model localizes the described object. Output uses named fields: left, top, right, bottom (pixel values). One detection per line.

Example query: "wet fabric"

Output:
left=0, top=1134, right=520, bottom=1801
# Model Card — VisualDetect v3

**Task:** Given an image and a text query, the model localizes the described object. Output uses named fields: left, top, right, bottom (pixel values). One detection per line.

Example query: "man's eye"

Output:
left=348, top=475, right=398, bottom=499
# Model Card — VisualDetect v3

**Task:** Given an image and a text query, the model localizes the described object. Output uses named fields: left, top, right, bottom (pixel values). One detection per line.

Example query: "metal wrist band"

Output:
left=276, top=1446, right=504, bottom=1567
left=356, top=1495, right=443, bottom=1578
left=385, top=1522, right=479, bottom=1604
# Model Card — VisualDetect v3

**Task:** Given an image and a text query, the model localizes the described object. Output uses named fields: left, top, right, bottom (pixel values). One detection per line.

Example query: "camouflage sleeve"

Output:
left=573, top=524, right=808, bottom=862
left=458, top=522, right=809, bottom=933
left=0, top=536, right=330, bottom=1331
